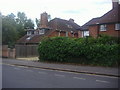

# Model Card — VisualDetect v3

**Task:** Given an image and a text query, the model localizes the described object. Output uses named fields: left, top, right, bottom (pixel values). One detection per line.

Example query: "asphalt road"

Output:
left=2, top=63, right=118, bottom=88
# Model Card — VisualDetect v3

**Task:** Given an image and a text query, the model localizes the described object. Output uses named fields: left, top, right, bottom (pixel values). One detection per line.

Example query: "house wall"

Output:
left=48, top=31, right=59, bottom=37
left=89, top=25, right=99, bottom=38
left=74, top=33, right=78, bottom=38
left=60, top=32, right=66, bottom=37
left=99, top=24, right=120, bottom=37
left=89, top=24, right=120, bottom=38
left=78, top=31, right=82, bottom=38
left=48, top=30, right=78, bottom=38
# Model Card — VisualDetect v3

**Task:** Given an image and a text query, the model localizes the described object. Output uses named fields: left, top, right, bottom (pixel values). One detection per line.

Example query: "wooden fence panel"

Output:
left=15, top=45, right=39, bottom=58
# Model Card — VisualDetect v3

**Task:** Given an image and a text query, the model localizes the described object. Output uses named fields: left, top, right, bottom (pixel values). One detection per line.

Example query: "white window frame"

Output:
left=39, top=29, right=45, bottom=35
left=115, top=23, right=120, bottom=30
left=84, top=31, right=89, bottom=37
left=100, top=24, right=107, bottom=31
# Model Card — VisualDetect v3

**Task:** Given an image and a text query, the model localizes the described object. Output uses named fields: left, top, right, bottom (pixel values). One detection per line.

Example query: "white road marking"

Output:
left=54, top=74, right=65, bottom=77
left=17, top=66, right=28, bottom=68
left=26, top=70, right=33, bottom=72
left=96, top=80, right=110, bottom=83
left=10, top=65, right=16, bottom=67
left=38, top=71, right=47, bottom=74
left=73, top=77, right=86, bottom=80
left=14, top=68, right=20, bottom=70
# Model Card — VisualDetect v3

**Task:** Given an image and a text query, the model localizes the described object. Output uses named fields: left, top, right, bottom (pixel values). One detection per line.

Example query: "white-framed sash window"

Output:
left=115, top=23, right=120, bottom=30
left=100, top=24, right=107, bottom=31
left=39, top=29, right=45, bottom=35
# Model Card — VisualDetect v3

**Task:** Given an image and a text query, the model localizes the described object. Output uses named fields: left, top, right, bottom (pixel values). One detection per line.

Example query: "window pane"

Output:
left=100, top=25, right=106, bottom=31
left=115, top=23, right=120, bottom=30
left=39, top=29, right=45, bottom=34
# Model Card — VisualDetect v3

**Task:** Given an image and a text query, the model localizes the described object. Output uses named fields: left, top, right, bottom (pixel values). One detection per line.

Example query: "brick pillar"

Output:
left=2, top=45, right=8, bottom=58
left=78, top=31, right=83, bottom=38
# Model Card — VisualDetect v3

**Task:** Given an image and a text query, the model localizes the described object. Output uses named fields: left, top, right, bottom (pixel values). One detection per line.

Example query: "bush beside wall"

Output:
left=38, top=36, right=120, bottom=67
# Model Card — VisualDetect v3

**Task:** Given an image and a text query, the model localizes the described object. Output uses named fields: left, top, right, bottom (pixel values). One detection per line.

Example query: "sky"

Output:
left=0, top=0, right=117, bottom=27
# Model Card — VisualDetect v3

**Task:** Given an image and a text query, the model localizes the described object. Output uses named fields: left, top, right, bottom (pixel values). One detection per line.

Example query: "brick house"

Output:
left=80, top=0, right=120, bottom=38
left=16, top=12, right=81, bottom=57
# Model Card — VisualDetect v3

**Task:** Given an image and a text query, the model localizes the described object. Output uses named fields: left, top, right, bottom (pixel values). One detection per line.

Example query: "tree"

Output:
left=24, top=19, right=34, bottom=29
left=16, top=12, right=34, bottom=37
left=35, top=18, right=40, bottom=27
left=16, top=12, right=27, bottom=26
left=2, top=14, right=18, bottom=48
left=2, top=12, right=35, bottom=48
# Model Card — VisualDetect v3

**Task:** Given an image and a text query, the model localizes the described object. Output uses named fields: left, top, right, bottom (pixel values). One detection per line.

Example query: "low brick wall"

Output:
left=2, top=45, right=16, bottom=58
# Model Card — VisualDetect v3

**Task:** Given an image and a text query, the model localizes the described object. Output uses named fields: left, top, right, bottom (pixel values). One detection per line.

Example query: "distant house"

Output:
left=80, top=0, right=120, bottom=38
left=16, top=12, right=81, bottom=57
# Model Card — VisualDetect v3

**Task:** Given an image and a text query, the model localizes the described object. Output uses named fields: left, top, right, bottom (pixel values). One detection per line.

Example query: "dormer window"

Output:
left=67, top=24, right=73, bottom=28
left=27, top=30, right=34, bottom=35
left=27, top=31, right=31, bottom=35
left=115, top=23, right=120, bottom=30
left=39, top=29, right=45, bottom=35
left=100, top=24, right=107, bottom=31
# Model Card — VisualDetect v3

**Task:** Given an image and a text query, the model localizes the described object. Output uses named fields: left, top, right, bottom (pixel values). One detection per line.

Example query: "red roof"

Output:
left=16, top=35, right=44, bottom=44
left=49, top=18, right=80, bottom=32
left=17, top=18, right=81, bottom=44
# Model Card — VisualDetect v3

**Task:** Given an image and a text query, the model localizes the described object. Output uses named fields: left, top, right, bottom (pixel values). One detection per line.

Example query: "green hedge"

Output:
left=38, top=36, right=120, bottom=67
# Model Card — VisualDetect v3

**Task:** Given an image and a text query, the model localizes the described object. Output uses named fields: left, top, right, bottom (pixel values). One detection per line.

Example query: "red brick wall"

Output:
left=48, top=30, right=79, bottom=38
left=68, top=32, right=73, bottom=37
left=74, top=33, right=78, bottom=38
left=48, top=31, right=58, bottom=37
left=99, top=24, right=120, bottom=37
left=2, top=45, right=8, bottom=58
left=60, top=32, right=66, bottom=37
left=89, top=25, right=99, bottom=38
left=89, top=24, right=120, bottom=38
left=78, top=31, right=82, bottom=38
left=2, top=45, right=16, bottom=58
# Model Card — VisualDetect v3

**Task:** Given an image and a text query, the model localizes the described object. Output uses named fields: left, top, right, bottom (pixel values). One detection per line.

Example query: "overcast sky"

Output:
left=0, top=0, right=116, bottom=27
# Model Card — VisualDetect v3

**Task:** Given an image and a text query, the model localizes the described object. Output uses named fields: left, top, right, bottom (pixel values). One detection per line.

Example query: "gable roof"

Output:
left=17, top=17, right=81, bottom=44
left=81, top=2, right=120, bottom=30
left=49, top=18, right=81, bottom=32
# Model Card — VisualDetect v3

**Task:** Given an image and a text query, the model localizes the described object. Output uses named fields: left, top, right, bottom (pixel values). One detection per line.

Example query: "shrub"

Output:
left=38, top=37, right=75, bottom=62
left=38, top=36, right=120, bottom=67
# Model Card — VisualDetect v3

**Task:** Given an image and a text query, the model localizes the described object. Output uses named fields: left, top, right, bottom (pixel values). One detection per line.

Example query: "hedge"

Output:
left=38, top=36, right=120, bottom=67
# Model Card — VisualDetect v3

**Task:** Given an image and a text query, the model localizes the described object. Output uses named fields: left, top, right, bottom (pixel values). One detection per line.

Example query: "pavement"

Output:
left=2, top=58, right=119, bottom=77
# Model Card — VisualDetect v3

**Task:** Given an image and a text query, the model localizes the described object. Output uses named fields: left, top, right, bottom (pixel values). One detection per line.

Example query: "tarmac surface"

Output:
left=2, top=63, right=118, bottom=88
left=2, top=58, right=119, bottom=77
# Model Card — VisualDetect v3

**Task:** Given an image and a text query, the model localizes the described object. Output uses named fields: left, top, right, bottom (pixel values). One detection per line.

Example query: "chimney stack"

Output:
left=40, top=12, right=48, bottom=28
left=69, top=18, right=74, bottom=23
left=112, top=0, right=119, bottom=9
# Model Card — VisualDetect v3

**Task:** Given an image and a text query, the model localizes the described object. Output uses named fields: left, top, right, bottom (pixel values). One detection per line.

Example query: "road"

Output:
left=2, top=63, right=118, bottom=88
